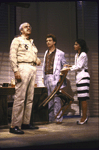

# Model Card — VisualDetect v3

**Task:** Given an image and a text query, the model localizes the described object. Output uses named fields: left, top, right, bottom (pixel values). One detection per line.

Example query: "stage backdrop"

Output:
left=0, top=2, right=98, bottom=117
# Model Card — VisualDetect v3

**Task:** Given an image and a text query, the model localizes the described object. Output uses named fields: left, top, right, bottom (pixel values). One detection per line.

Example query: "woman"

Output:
left=62, top=39, right=90, bottom=125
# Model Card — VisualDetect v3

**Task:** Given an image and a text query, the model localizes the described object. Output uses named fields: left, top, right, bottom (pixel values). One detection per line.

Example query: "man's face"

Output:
left=46, top=37, right=55, bottom=48
left=21, top=23, right=32, bottom=36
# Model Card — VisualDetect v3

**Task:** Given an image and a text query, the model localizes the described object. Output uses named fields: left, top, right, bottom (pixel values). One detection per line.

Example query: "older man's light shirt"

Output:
left=9, top=36, right=38, bottom=72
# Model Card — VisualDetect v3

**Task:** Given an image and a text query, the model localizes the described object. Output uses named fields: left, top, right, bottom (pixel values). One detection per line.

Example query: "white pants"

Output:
left=44, top=74, right=63, bottom=122
left=11, top=64, right=36, bottom=127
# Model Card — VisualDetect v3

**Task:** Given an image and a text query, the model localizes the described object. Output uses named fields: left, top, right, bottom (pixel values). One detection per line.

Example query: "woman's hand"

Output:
left=60, top=67, right=70, bottom=74
left=63, top=64, right=72, bottom=67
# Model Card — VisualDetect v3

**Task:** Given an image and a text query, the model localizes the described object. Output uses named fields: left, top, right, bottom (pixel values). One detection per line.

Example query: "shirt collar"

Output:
left=48, top=49, right=56, bottom=54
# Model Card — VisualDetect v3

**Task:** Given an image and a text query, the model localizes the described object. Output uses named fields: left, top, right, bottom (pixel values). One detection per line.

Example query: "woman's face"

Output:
left=74, top=41, right=81, bottom=52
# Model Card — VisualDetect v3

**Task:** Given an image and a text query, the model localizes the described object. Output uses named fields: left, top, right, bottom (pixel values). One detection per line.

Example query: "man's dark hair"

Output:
left=46, top=34, right=57, bottom=45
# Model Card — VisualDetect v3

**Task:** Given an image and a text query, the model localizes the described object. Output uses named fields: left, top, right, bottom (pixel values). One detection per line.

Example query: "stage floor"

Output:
left=0, top=117, right=98, bottom=150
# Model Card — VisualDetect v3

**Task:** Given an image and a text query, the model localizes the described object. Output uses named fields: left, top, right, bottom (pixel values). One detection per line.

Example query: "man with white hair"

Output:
left=9, top=22, right=41, bottom=134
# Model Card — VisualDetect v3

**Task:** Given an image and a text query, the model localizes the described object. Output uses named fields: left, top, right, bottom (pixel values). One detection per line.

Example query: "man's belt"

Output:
left=18, top=62, right=36, bottom=66
left=85, top=69, right=88, bottom=72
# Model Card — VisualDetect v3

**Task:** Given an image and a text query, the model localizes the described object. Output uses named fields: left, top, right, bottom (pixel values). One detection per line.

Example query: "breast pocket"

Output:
left=18, top=44, right=28, bottom=52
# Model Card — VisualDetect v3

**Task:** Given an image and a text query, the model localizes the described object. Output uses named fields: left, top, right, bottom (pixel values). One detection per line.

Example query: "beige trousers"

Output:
left=11, top=64, right=36, bottom=127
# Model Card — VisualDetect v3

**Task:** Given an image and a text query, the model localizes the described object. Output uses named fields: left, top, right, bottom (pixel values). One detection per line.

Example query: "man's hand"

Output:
left=36, top=58, right=41, bottom=66
left=42, top=78, right=44, bottom=84
left=14, top=71, right=21, bottom=80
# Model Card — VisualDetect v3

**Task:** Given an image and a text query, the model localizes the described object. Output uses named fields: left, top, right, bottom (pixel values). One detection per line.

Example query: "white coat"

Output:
left=70, top=52, right=90, bottom=83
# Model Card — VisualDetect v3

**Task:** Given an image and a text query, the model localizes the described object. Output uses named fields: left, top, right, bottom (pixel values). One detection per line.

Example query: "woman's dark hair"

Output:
left=46, top=34, right=57, bottom=45
left=75, top=39, right=89, bottom=53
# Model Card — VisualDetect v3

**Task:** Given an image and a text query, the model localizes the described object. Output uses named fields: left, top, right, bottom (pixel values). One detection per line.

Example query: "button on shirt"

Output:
left=9, top=36, right=38, bottom=72
left=45, top=49, right=56, bottom=75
